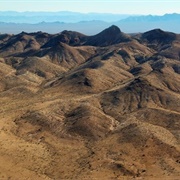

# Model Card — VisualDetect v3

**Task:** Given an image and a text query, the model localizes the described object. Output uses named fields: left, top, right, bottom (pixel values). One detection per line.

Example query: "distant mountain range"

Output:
left=0, top=11, right=129, bottom=23
left=0, top=12, right=179, bottom=34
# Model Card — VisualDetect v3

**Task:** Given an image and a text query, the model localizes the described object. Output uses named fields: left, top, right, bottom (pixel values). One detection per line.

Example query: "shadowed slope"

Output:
left=85, top=25, right=131, bottom=46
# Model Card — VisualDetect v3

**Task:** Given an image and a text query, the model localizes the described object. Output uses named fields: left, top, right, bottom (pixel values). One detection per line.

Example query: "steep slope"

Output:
left=141, top=29, right=176, bottom=45
left=0, top=32, right=41, bottom=56
left=85, top=25, right=131, bottom=46
left=42, top=30, right=87, bottom=47
left=15, top=56, right=66, bottom=79
left=35, top=42, right=96, bottom=69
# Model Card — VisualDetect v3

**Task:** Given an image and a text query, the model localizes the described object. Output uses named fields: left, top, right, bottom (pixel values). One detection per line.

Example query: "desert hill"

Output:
left=84, top=25, right=131, bottom=46
left=0, top=26, right=179, bottom=179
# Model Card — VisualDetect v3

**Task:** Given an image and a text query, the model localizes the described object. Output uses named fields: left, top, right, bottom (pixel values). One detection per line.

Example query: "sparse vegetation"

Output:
left=0, top=26, right=180, bottom=179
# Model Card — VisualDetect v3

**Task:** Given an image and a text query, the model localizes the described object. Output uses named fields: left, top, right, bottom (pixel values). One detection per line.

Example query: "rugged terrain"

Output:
left=0, top=25, right=180, bottom=179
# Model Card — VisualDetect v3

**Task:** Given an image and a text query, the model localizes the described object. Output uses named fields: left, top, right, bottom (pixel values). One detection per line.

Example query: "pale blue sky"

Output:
left=0, top=0, right=179, bottom=15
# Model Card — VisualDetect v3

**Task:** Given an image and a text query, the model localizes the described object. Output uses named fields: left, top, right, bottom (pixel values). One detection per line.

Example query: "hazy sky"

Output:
left=0, top=0, right=179, bottom=15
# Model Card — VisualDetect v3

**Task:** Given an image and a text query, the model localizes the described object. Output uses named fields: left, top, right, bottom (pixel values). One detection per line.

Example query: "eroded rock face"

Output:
left=0, top=26, right=180, bottom=179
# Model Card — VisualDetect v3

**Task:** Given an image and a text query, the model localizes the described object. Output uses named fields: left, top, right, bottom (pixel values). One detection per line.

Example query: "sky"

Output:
left=0, top=0, right=180, bottom=15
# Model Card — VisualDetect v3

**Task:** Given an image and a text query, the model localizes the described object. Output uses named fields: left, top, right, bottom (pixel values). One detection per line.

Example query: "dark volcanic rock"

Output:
left=85, top=25, right=131, bottom=46
left=142, top=28, right=176, bottom=45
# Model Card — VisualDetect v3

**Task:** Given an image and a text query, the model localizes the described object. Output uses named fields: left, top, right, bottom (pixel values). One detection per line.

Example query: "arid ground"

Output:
left=0, top=26, right=180, bottom=179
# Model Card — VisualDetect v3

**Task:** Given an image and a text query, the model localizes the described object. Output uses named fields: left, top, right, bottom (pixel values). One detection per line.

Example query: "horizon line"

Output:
left=0, top=10, right=179, bottom=16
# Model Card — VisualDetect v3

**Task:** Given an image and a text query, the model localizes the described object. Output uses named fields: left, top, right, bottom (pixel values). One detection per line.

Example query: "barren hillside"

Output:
left=0, top=26, right=180, bottom=179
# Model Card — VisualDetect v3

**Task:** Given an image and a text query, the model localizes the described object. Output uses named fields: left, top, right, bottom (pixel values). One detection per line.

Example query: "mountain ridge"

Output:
left=0, top=26, right=180, bottom=179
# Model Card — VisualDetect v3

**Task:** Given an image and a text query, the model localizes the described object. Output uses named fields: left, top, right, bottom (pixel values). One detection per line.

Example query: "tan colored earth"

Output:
left=0, top=26, right=179, bottom=179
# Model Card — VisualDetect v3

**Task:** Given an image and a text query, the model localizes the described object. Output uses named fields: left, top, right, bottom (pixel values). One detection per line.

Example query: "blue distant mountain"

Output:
left=0, top=11, right=129, bottom=23
left=0, top=12, right=179, bottom=34
left=116, top=13, right=180, bottom=33
left=120, top=13, right=180, bottom=22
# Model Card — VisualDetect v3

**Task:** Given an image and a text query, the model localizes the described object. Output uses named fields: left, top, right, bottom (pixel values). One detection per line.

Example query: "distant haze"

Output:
left=0, top=11, right=130, bottom=23
left=0, top=12, right=179, bottom=35
left=0, top=0, right=180, bottom=15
